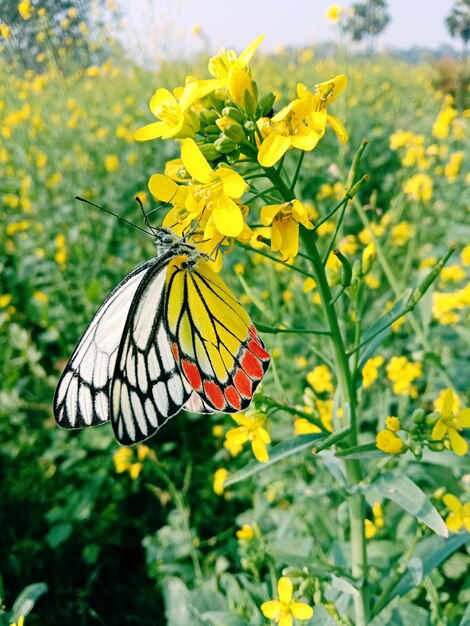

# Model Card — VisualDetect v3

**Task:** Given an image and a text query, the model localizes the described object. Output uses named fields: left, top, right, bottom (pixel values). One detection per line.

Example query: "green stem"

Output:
left=262, top=165, right=370, bottom=624
left=290, top=151, right=305, bottom=191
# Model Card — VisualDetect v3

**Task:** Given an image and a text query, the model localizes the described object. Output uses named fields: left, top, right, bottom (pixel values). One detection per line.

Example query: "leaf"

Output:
left=307, top=604, right=339, bottom=626
left=11, top=583, right=48, bottom=622
left=264, top=543, right=334, bottom=577
left=46, top=522, right=73, bottom=549
left=392, top=532, right=470, bottom=599
left=201, top=612, right=249, bottom=626
left=223, top=433, right=325, bottom=486
left=358, top=290, right=411, bottom=368
left=353, top=472, right=448, bottom=537
left=330, top=574, right=359, bottom=596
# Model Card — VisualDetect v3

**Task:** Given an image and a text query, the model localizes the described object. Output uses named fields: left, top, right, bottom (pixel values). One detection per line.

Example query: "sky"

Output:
left=117, top=0, right=458, bottom=62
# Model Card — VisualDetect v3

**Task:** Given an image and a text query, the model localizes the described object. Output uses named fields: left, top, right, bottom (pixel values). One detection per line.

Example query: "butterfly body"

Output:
left=54, top=229, right=270, bottom=445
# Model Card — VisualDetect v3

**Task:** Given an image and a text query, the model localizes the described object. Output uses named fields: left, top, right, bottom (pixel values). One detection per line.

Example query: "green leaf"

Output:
left=223, top=433, right=324, bottom=486
left=392, top=532, right=470, bottom=600
left=406, top=557, right=423, bottom=585
left=264, top=542, right=334, bottom=577
left=353, top=472, right=448, bottom=537
left=358, top=291, right=411, bottom=368
left=330, top=574, right=360, bottom=596
left=11, top=583, right=48, bottom=622
left=307, top=605, right=338, bottom=626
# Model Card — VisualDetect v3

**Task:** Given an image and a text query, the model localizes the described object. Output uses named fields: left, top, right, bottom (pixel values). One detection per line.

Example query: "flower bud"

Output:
left=256, top=92, right=276, bottom=118
left=204, top=124, right=221, bottom=136
left=199, top=108, right=219, bottom=126
left=244, top=120, right=257, bottom=133
left=214, top=135, right=238, bottom=154
left=222, top=106, right=246, bottom=125
left=362, top=243, right=376, bottom=274
left=199, top=143, right=221, bottom=161
left=216, top=117, right=245, bottom=143
left=428, top=441, right=445, bottom=452
left=412, top=408, right=425, bottom=423
left=425, top=412, right=439, bottom=427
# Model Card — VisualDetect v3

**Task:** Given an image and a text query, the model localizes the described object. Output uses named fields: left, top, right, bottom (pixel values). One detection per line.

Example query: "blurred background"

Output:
left=0, top=0, right=469, bottom=624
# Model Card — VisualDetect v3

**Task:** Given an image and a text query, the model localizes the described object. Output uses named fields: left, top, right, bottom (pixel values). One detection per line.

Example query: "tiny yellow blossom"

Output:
left=362, top=356, right=384, bottom=388
left=18, top=0, right=32, bottom=20
left=325, top=4, right=344, bottom=22
left=9, top=617, right=25, bottom=626
left=213, top=468, right=228, bottom=495
left=236, top=524, right=255, bottom=540
left=0, top=23, right=11, bottom=39
left=461, top=244, right=470, bottom=266
left=391, top=221, right=414, bottom=247
left=376, top=430, right=404, bottom=454
left=386, top=416, right=401, bottom=432
left=443, top=494, right=470, bottom=532
left=307, top=364, right=334, bottom=394
left=431, top=388, right=470, bottom=456
left=404, top=174, right=433, bottom=202
left=225, top=412, right=271, bottom=462
left=386, top=356, right=422, bottom=398
left=104, top=154, right=119, bottom=172
left=261, top=577, right=313, bottom=626
left=261, top=200, right=314, bottom=258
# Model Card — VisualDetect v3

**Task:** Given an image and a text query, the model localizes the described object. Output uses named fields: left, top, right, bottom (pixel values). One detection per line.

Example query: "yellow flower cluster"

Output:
left=433, top=283, right=470, bottom=325
left=386, top=356, right=422, bottom=398
left=362, top=356, right=384, bottom=389
left=134, top=36, right=349, bottom=266
left=307, top=364, right=334, bottom=393
left=365, top=502, right=384, bottom=539
left=431, top=388, right=470, bottom=456
left=224, top=410, right=271, bottom=462
left=113, top=444, right=153, bottom=479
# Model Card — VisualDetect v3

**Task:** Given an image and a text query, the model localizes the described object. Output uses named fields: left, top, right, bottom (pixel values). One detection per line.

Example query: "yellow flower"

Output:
left=307, top=364, right=334, bottom=394
left=104, top=154, right=119, bottom=172
left=9, top=617, right=25, bottom=626
left=386, top=416, right=401, bottom=432
left=432, top=105, right=457, bottom=139
left=445, top=151, right=464, bottom=182
left=0, top=294, right=12, bottom=308
left=236, top=523, right=255, bottom=540
left=18, top=0, right=32, bottom=20
left=325, top=4, right=344, bottom=22
left=225, top=412, right=271, bottom=462
left=443, top=494, right=470, bottom=532
left=461, top=244, right=470, bottom=266
left=376, top=430, right=404, bottom=454
left=365, top=502, right=385, bottom=538
left=362, top=242, right=376, bottom=273
left=294, top=417, right=321, bottom=435
left=182, top=138, right=247, bottom=237
left=391, top=221, right=414, bottom=247
left=208, top=35, right=264, bottom=88
left=261, top=577, right=313, bottom=626
left=362, top=356, right=384, bottom=388
left=213, top=468, right=228, bottom=495
left=440, top=265, right=466, bottom=284
left=260, top=200, right=314, bottom=258
left=0, top=23, right=11, bottom=39
left=431, top=388, right=470, bottom=456
left=134, top=78, right=213, bottom=142
left=365, top=518, right=378, bottom=539
left=404, top=174, right=433, bottom=202
left=386, top=356, right=422, bottom=398
left=258, top=75, right=347, bottom=167
left=113, top=445, right=151, bottom=478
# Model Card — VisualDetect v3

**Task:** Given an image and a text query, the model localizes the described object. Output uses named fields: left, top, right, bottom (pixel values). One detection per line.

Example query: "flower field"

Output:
left=1, top=9, right=470, bottom=626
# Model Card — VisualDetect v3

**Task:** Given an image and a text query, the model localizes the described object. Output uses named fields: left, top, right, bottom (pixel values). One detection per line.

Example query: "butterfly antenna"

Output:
left=135, top=196, right=159, bottom=237
left=75, top=196, right=153, bottom=236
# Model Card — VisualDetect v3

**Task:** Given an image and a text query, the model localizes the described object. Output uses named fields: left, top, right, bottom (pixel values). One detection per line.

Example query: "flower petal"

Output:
left=238, top=34, right=264, bottom=67
left=442, top=388, right=455, bottom=415
left=212, top=195, right=244, bottom=237
left=149, top=88, right=176, bottom=114
left=278, top=577, right=293, bottom=604
left=258, top=133, right=291, bottom=167
left=148, top=174, right=179, bottom=202
left=279, top=613, right=293, bottom=626
left=328, top=114, right=349, bottom=144
left=252, top=438, right=269, bottom=462
left=446, top=512, right=463, bottom=532
left=292, top=602, right=314, bottom=619
left=280, top=220, right=300, bottom=258
left=260, top=600, right=281, bottom=619
left=443, top=494, right=462, bottom=513
left=291, top=124, right=321, bottom=151
left=431, top=418, right=447, bottom=441
left=179, top=80, right=201, bottom=111
left=257, top=427, right=271, bottom=444
left=449, top=428, right=468, bottom=456
left=181, top=138, right=212, bottom=183
left=216, top=167, right=247, bottom=198
left=261, top=600, right=281, bottom=619
left=458, top=408, right=470, bottom=428
left=270, top=223, right=282, bottom=252
left=261, top=204, right=282, bottom=226
left=134, top=121, right=166, bottom=141
left=316, top=74, right=348, bottom=103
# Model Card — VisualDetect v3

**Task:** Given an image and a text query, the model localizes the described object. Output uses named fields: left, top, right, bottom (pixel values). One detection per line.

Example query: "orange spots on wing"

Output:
left=241, top=351, right=264, bottom=379
left=225, top=385, right=241, bottom=410
left=171, top=343, right=179, bottom=362
left=203, top=381, right=226, bottom=410
left=234, top=369, right=252, bottom=398
left=182, top=360, right=202, bottom=391
left=248, top=339, right=270, bottom=361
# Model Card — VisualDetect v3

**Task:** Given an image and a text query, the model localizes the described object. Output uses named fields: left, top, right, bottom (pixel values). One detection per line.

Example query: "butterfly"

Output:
left=54, top=227, right=270, bottom=445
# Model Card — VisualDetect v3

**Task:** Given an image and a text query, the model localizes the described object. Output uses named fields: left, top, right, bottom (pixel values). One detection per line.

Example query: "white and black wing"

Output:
left=111, top=259, right=193, bottom=445
left=54, top=259, right=157, bottom=430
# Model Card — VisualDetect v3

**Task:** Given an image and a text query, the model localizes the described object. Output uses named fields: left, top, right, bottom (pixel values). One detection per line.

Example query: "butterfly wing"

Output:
left=165, top=258, right=270, bottom=413
left=54, top=259, right=156, bottom=430
left=111, top=254, right=193, bottom=445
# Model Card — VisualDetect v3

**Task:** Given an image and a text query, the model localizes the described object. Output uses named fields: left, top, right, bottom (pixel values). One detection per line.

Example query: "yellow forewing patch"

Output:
left=166, top=257, right=188, bottom=333
left=178, top=312, right=193, bottom=355
left=195, top=336, right=214, bottom=376
left=187, top=276, right=217, bottom=345
left=206, top=343, right=228, bottom=380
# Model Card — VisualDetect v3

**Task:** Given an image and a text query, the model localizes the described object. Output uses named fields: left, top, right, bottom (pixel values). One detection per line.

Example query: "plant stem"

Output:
left=262, top=165, right=370, bottom=624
